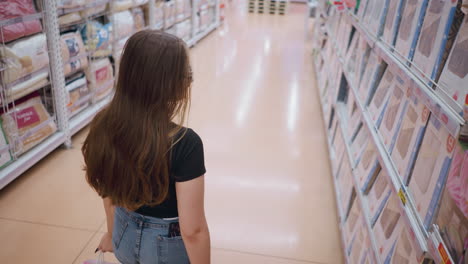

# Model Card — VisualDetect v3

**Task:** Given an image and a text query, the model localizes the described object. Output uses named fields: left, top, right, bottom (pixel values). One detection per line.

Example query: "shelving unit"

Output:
left=313, top=1, right=467, bottom=263
left=0, top=0, right=220, bottom=190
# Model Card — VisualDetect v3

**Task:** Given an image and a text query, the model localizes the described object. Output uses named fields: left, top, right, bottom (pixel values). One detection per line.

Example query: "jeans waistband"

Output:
left=116, top=207, right=179, bottom=230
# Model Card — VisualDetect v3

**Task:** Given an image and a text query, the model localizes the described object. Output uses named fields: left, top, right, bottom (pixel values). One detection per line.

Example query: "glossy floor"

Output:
left=0, top=3, right=343, bottom=264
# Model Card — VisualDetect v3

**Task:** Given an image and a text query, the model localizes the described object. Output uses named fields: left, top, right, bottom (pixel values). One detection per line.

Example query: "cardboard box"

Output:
left=378, top=75, right=409, bottom=152
left=367, top=169, right=392, bottom=227
left=391, top=88, right=430, bottom=183
left=368, top=68, right=395, bottom=128
left=437, top=15, right=468, bottom=113
left=394, top=0, right=429, bottom=61
left=381, top=0, right=405, bottom=46
left=373, top=191, right=404, bottom=263
left=407, top=115, right=457, bottom=230
left=356, top=139, right=381, bottom=193
left=412, top=0, right=458, bottom=81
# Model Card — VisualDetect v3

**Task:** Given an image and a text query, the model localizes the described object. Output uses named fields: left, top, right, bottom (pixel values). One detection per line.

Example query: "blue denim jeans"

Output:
left=113, top=207, right=190, bottom=264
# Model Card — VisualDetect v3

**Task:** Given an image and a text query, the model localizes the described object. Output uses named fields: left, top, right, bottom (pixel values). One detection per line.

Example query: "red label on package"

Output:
left=447, top=135, right=456, bottom=153
left=438, top=243, right=452, bottom=264
left=14, top=107, right=40, bottom=128
left=95, top=67, right=108, bottom=83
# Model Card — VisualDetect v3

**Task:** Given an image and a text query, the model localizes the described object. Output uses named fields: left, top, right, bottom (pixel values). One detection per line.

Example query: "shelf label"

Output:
left=398, top=188, right=407, bottom=206
left=438, top=243, right=452, bottom=264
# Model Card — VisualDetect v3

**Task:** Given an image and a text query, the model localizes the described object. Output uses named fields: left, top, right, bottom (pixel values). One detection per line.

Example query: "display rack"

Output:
left=313, top=1, right=468, bottom=263
left=0, top=0, right=220, bottom=190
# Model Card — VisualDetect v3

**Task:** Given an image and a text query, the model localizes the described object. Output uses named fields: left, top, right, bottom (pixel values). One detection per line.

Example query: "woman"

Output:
left=82, top=30, right=210, bottom=264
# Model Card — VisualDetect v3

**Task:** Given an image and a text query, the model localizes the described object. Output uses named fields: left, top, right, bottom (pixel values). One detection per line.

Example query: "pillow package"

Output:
left=344, top=197, right=361, bottom=252
left=348, top=216, right=378, bottom=264
left=1, top=95, right=57, bottom=156
left=112, top=10, right=136, bottom=41
left=357, top=51, right=385, bottom=105
left=408, top=114, right=457, bottom=230
left=368, top=67, right=394, bottom=128
left=86, top=58, right=114, bottom=101
left=412, top=0, right=458, bottom=82
left=363, top=0, right=389, bottom=38
left=0, top=34, right=50, bottom=104
left=367, top=169, right=392, bottom=226
left=66, top=74, right=91, bottom=117
left=60, top=31, right=88, bottom=76
left=391, top=88, right=430, bottom=183
left=132, top=7, right=146, bottom=31
left=0, top=0, right=43, bottom=43
left=356, top=139, right=380, bottom=193
left=394, top=0, right=429, bottom=61
left=337, top=152, right=355, bottom=219
left=109, top=0, right=133, bottom=12
left=80, top=21, right=112, bottom=57
left=437, top=15, right=468, bottom=113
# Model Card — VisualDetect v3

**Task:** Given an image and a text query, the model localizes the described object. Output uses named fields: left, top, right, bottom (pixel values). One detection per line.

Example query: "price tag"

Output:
left=398, top=188, right=407, bottom=206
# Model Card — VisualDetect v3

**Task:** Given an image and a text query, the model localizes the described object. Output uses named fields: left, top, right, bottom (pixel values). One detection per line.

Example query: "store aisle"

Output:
left=0, top=3, right=343, bottom=264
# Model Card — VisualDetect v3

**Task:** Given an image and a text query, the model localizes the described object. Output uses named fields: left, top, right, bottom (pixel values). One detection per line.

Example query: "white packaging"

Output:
left=412, top=0, right=458, bottom=81
left=408, top=115, right=456, bottom=230
left=356, top=139, right=380, bottom=193
left=373, top=192, right=404, bottom=263
left=395, top=0, right=429, bottom=61
left=392, top=89, right=430, bottom=183
left=357, top=0, right=369, bottom=20
left=368, top=68, right=394, bottom=128
left=354, top=37, right=371, bottom=89
left=368, top=169, right=392, bottom=226
left=348, top=215, right=374, bottom=263
left=357, top=51, right=385, bottom=105
left=364, top=0, right=389, bottom=38
left=386, top=222, right=419, bottom=263
left=344, top=197, right=362, bottom=251
left=437, top=15, right=468, bottom=112
left=350, top=125, right=369, bottom=166
left=345, top=33, right=360, bottom=82
left=337, top=154, right=355, bottom=219
left=382, top=0, right=405, bottom=46
left=378, top=75, right=408, bottom=152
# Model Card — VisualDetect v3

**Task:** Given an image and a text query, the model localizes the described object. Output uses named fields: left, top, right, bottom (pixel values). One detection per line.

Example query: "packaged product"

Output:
left=132, top=7, right=146, bottom=31
left=348, top=215, right=378, bottom=263
left=0, top=0, right=42, bottom=43
left=356, top=0, right=368, bottom=20
left=381, top=0, right=405, bottom=46
left=57, top=0, right=86, bottom=9
left=86, top=58, right=114, bottom=101
left=344, top=197, right=361, bottom=250
left=367, top=169, right=392, bottom=226
left=80, top=21, right=112, bottom=57
left=1, top=94, right=57, bottom=155
left=133, top=0, right=149, bottom=6
left=395, top=0, right=429, bottom=61
left=437, top=15, right=468, bottom=113
left=355, top=139, right=380, bottom=193
left=391, top=88, right=430, bottom=183
left=407, top=115, right=457, bottom=230
left=412, top=0, right=458, bottom=81
left=368, top=68, right=394, bottom=128
left=363, top=0, right=389, bottom=38
left=58, top=12, right=83, bottom=26
left=112, top=10, right=136, bottom=40
left=80, top=0, right=107, bottom=17
left=109, top=0, right=133, bottom=12
left=0, top=122, right=12, bottom=168
left=345, top=33, right=360, bottom=82
left=337, top=153, right=355, bottom=221
left=66, top=74, right=91, bottom=117
left=60, top=31, right=88, bottom=76
left=357, top=51, right=385, bottom=105
left=378, top=75, right=408, bottom=152
left=445, top=144, right=468, bottom=219
left=350, top=125, right=369, bottom=166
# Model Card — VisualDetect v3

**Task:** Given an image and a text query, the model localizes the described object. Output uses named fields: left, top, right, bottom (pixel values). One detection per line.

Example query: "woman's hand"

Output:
left=98, top=232, right=114, bottom=253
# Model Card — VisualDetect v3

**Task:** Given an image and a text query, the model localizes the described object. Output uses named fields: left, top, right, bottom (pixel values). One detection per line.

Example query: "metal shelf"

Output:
left=69, top=95, right=113, bottom=136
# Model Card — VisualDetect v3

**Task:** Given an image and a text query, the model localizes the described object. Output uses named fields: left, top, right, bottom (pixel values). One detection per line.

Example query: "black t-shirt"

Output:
left=135, top=128, right=206, bottom=218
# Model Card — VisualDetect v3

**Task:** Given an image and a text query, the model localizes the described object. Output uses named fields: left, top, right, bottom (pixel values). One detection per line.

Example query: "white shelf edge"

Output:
left=0, top=132, right=66, bottom=189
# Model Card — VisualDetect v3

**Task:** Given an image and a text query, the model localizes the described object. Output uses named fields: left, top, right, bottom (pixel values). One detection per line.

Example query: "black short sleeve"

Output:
left=171, top=128, right=206, bottom=182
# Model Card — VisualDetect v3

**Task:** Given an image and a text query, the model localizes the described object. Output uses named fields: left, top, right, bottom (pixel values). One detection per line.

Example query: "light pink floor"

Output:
left=0, top=3, right=343, bottom=264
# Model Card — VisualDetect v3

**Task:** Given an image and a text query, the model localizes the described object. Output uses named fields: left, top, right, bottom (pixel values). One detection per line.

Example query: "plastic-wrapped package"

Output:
left=58, top=12, right=82, bottom=26
left=164, top=1, right=176, bottom=29
left=80, top=1, right=106, bottom=17
left=408, top=115, right=457, bottom=230
left=66, top=74, right=91, bottom=117
left=0, top=0, right=43, bottom=43
left=350, top=125, right=369, bottom=166
left=60, top=31, right=88, bottom=76
left=1, top=72, right=48, bottom=105
left=437, top=16, right=468, bottom=112
left=1, top=95, right=57, bottom=156
left=395, top=0, right=429, bottom=61
left=80, top=21, right=112, bottom=57
left=0, top=123, right=12, bottom=168
left=133, top=0, right=149, bottom=6
left=154, top=0, right=164, bottom=28
left=132, top=7, right=146, bottom=31
left=412, top=0, right=458, bottom=82
left=337, top=153, right=355, bottom=221
left=0, top=33, right=49, bottom=84
left=381, top=0, right=405, bottom=46
left=363, top=0, right=388, bottom=37
left=369, top=68, right=394, bottom=128
left=57, top=0, right=86, bottom=9
left=344, top=197, right=361, bottom=250
left=392, top=89, right=430, bottom=183
left=368, top=169, right=392, bottom=226
left=109, top=0, right=133, bottom=12
left=112, top=10, right=136, bottom=40
left=446, top=144, right=468, bottom=219
left=86, top=58, right=114, bottom=101
left=357, top=51, right=385, bottom=105
left=176, top=0, right=185, bottom=19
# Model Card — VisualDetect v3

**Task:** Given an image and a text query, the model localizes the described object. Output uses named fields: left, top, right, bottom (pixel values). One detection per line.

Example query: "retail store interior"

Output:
left=1, top=0, right=468, bottom=263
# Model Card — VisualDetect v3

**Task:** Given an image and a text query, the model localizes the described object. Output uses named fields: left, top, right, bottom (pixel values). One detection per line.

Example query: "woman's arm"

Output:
left=176, top=175, right=211, bottom=264
left=98, top=197, right=115, bottom=252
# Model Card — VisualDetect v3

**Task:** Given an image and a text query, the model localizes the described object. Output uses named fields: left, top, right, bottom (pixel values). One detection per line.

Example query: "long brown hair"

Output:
left=82, top=30, right=192, bottom=210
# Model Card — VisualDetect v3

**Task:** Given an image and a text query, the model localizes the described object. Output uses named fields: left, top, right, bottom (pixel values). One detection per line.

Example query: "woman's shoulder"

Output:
left=173, top=127, right=204, bottom=154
